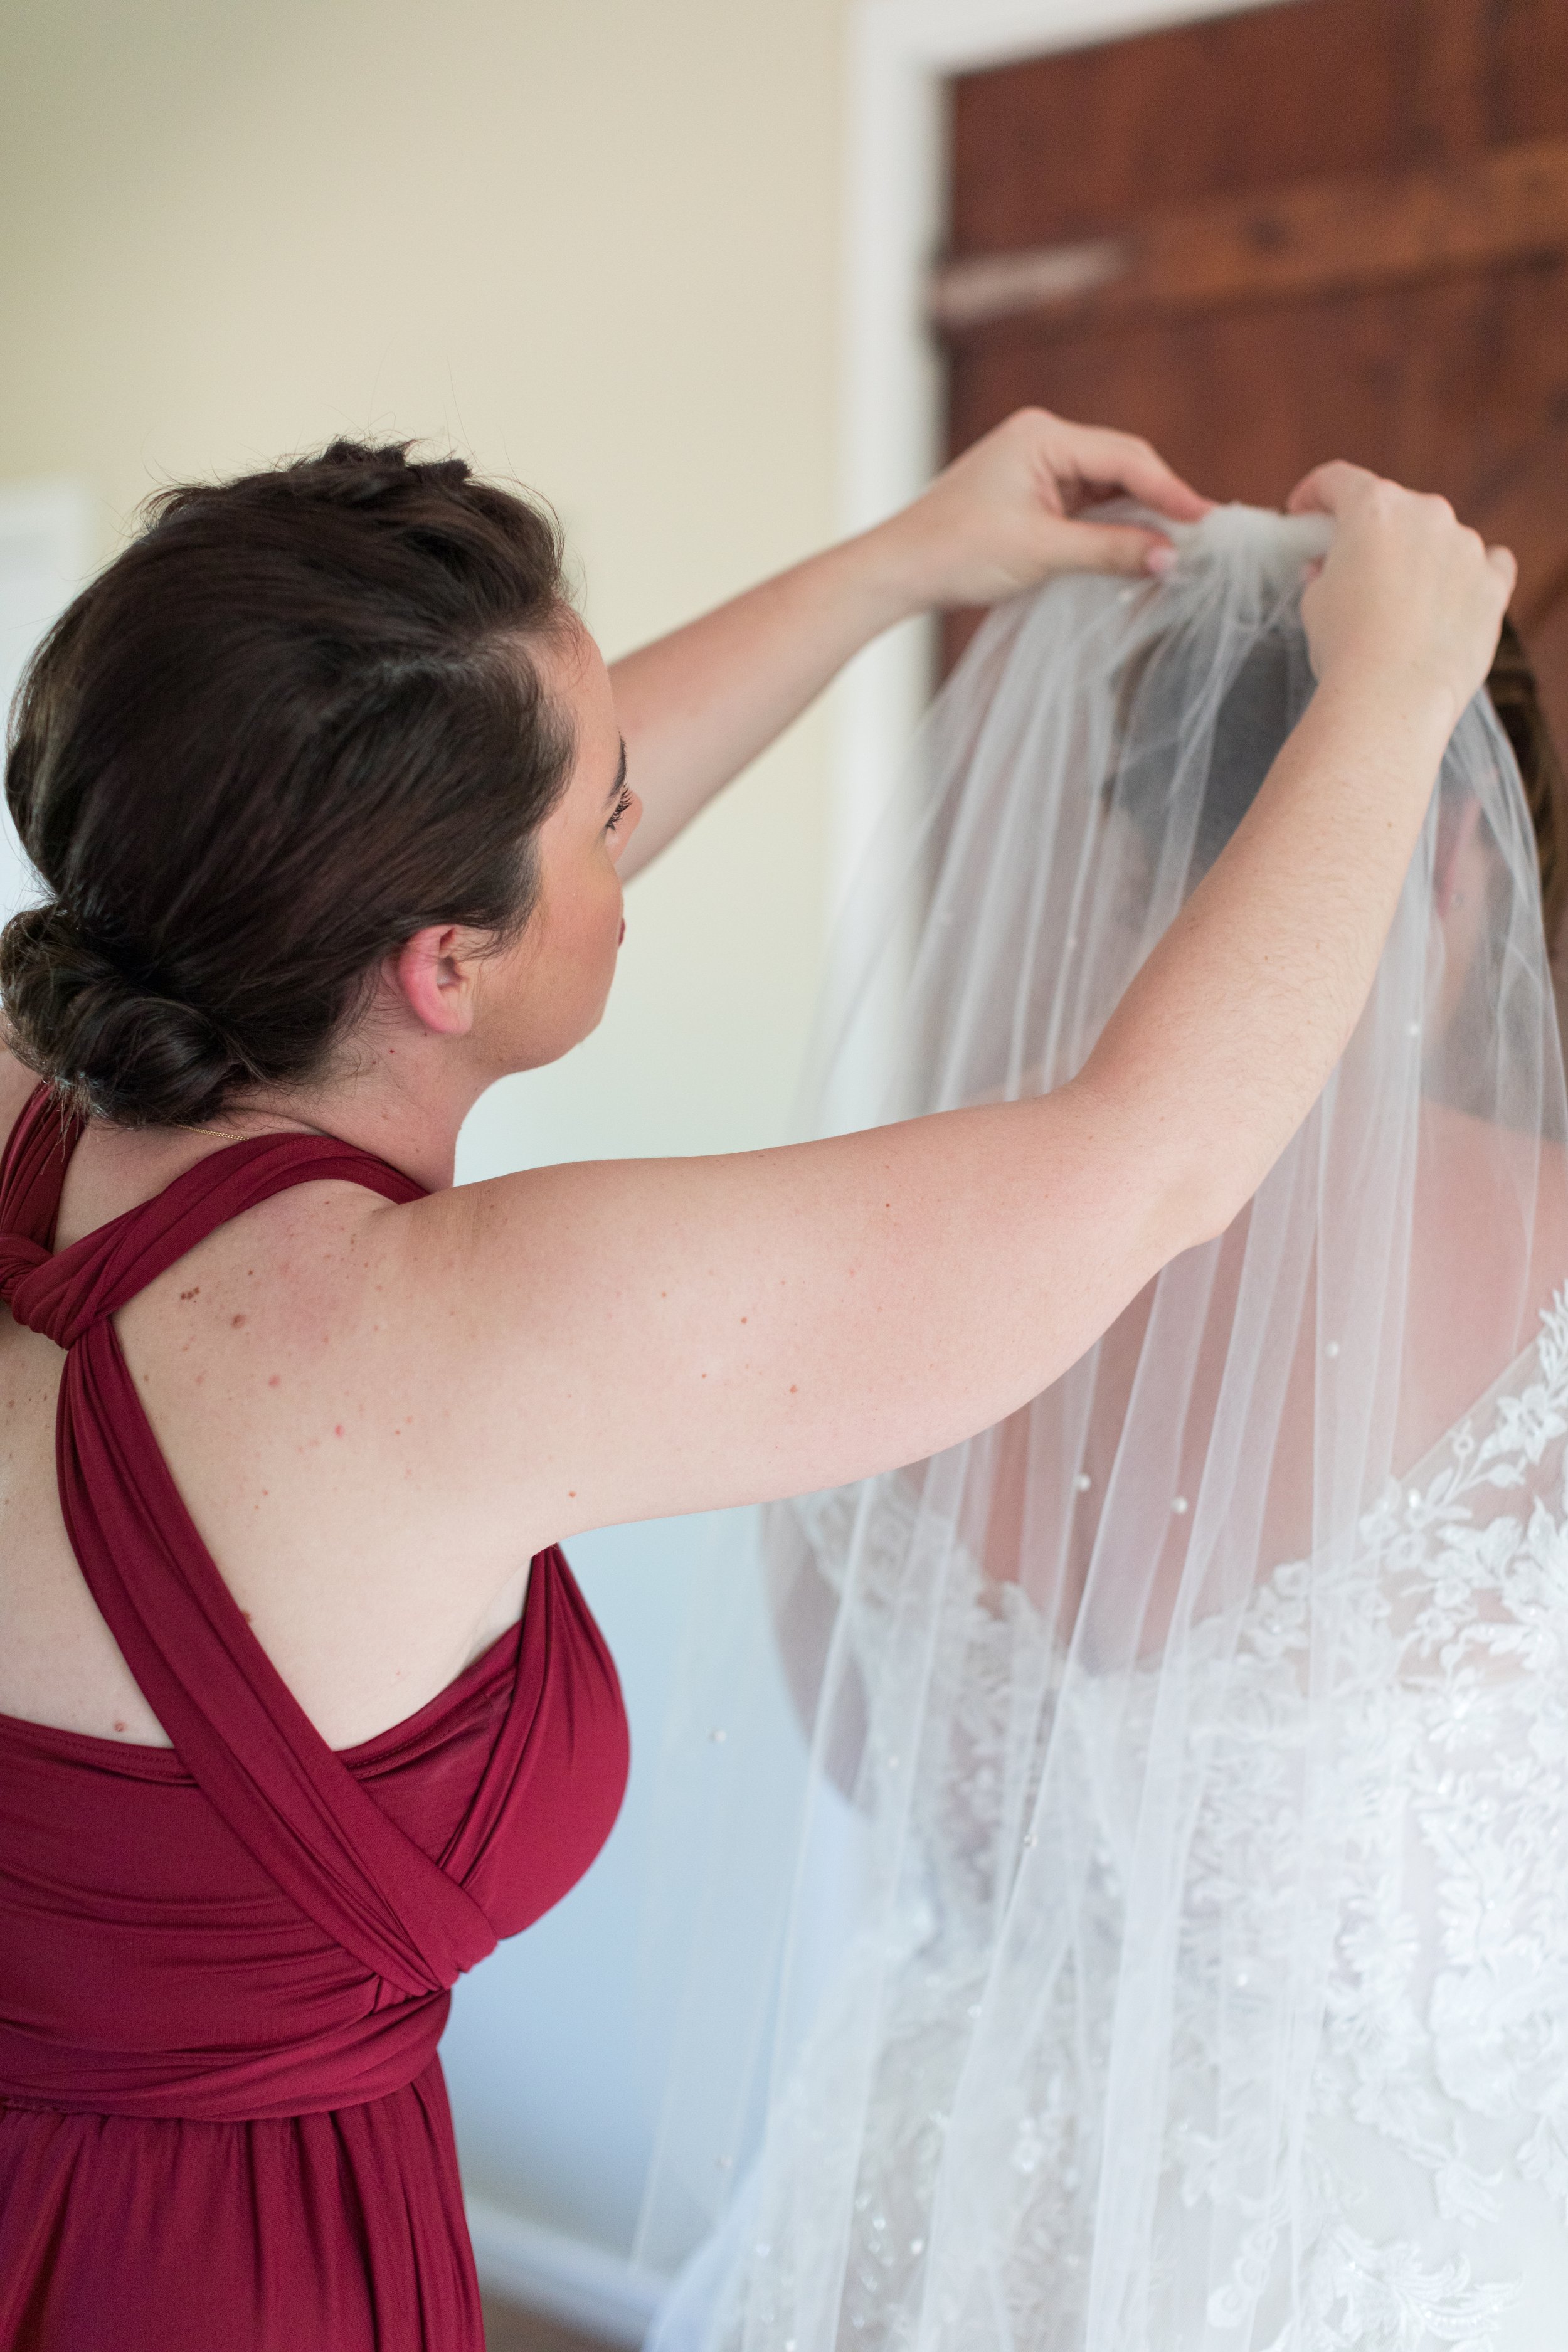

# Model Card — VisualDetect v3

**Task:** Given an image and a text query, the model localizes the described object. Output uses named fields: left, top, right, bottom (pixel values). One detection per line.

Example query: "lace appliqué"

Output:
left=722, top=1300, right=1568, bottom=2352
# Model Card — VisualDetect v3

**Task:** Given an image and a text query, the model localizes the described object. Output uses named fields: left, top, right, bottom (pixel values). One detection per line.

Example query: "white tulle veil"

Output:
left=634, top=507, right=1568, bottom=2351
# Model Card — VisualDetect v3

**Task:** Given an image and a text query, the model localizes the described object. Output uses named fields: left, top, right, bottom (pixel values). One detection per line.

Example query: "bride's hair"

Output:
left=0, top=437, right=573, bottom=1128
left=1116, top=607, right=1564, bottom=916
left=1490, top=617, right=1568, bottom=945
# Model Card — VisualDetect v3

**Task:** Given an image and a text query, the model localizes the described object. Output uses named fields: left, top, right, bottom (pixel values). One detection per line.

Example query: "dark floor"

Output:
left=480, top=2296, right=622, bottom=2352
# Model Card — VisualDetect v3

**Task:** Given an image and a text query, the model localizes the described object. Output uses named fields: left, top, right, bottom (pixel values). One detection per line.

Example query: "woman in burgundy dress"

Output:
left=0, top=416, right=1512, bottom=2349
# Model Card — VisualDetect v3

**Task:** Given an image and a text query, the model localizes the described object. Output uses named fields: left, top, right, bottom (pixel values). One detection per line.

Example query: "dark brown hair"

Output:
left=1490, top=616, right=1568, bottom=951
left=1118, top=607, right=1567, bottom=936
left=1, top=438, right=574, bottom=1128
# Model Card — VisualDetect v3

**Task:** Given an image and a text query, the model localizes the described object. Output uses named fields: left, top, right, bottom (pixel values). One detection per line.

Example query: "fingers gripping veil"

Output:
left=637, top=506, right=1568, bottom=2350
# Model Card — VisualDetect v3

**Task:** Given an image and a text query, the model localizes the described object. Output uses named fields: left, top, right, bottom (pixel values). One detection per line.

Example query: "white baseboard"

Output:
left=465, top=2198, right=669, bottom=2348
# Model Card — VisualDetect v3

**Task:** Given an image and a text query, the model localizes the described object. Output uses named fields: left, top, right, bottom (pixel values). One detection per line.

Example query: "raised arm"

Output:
left=384, top=466, right=1513, bottom=1563
left=610, top=410, right=1210, bottom=875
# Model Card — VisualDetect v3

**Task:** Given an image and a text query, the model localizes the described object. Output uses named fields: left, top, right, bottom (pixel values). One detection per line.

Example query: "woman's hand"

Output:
left=1288, top=460, right=1516, bottom=723
left=862, top=408, right=1212, bottom=615
left=611, top=410, right=1209, bottom=877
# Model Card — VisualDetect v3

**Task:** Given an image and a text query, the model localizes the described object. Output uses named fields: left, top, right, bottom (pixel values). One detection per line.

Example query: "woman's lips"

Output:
left=618, top=918, right=627, bottom=945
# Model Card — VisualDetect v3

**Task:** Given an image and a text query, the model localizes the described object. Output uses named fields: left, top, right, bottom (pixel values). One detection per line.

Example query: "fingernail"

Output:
left=1144, top=543, right=1176, bottom=577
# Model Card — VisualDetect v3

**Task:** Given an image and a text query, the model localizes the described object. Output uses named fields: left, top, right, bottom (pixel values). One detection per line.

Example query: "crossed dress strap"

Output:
left=0, top=1089, right=497, bottom=1998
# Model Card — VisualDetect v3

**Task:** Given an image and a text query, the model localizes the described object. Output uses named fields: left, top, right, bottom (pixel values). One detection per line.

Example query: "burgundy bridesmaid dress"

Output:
left=0, top=1089, right=630, bottom=2349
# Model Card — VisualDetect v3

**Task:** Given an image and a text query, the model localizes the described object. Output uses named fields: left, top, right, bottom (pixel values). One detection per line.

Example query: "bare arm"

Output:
left=611, top=410, right=1210, bottom=875
left=379, top=467, right=1513, bottom=1562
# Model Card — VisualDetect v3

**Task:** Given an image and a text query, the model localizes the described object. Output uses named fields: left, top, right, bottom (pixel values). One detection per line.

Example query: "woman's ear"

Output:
left=390, top=925, right=482, bottom=1037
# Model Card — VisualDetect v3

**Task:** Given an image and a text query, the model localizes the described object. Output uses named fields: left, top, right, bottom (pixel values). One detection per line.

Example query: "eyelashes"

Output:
left=607, top=785, right=634, bottom=833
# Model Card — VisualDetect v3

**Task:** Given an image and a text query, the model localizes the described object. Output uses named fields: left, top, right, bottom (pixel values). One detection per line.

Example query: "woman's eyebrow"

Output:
left=604, top=739, right=628, bottom=806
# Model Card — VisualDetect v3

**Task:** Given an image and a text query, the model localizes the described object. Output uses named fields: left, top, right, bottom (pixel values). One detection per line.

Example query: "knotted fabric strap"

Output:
left=0, top=1089, right=497, bottom=1998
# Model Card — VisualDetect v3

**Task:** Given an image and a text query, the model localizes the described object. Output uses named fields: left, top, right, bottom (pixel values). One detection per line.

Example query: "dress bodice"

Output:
left=0, top=1084, right=629, bottom=2122
left=734, top=1303, right=1568, bottom=2352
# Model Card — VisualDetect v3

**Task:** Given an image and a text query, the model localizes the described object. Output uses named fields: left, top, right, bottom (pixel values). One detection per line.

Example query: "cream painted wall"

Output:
left=0, top=0, right=846, bottom=1165
left=0, top=0, right=850, bottom=2264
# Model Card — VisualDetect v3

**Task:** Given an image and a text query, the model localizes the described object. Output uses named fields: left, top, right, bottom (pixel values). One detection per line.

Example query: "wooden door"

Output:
left=935, top=0, right=1568, bottom=755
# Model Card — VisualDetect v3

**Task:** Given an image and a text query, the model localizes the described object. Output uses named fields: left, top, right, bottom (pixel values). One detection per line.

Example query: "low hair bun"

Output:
left=0, top=904, right=251, bottom=1130
left=4, top=433, right=570, bottom=1129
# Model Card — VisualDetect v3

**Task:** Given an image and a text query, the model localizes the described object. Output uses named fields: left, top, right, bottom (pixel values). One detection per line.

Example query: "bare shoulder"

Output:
left=347, top=1080, right=1178, bottom=1550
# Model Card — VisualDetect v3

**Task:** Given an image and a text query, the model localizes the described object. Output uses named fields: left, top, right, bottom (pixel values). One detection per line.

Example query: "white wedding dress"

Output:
left=640, top=511, right=1568, bottom=2352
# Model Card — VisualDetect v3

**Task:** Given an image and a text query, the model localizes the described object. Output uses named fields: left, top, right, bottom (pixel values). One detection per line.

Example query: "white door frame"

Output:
left=830, top=0, right=1288, bottom=914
